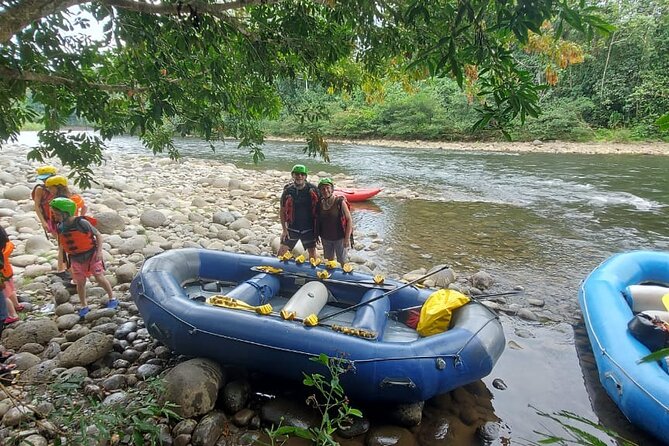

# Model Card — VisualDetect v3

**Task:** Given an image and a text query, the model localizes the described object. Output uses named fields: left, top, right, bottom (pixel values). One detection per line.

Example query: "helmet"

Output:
left=36, top=165, right=57, bottom=180
left=318, top=178, right=334, bottom=188
left=49, top=197, right=76, bottom=217
left=45, top=175, right=68, bottom=188
left=291, top=164, right=308, bottom=175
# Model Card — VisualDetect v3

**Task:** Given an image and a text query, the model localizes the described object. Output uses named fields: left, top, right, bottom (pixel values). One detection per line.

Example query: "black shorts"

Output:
left=282, top=228, right=317, bottom=250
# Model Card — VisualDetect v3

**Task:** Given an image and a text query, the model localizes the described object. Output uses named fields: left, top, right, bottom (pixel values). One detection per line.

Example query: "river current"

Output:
left=15, top=133, right=669, bottom=443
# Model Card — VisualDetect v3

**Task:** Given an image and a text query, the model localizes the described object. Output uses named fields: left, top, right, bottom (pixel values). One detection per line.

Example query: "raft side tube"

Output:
left=624, top=284, right=669, bottom=312
left=351, top=289, right=390, bottom=340
left=226, top=273, right=281, bottom=305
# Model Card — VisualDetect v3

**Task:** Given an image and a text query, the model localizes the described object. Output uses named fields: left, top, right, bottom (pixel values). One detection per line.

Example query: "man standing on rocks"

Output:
left=278, top=164, right=320, bottom=261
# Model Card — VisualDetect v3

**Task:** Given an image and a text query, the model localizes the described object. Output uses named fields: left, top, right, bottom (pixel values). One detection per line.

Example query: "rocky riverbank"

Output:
left=270, top=136, right=669, bottom=156
left=0, top=143, right=532, bottom=445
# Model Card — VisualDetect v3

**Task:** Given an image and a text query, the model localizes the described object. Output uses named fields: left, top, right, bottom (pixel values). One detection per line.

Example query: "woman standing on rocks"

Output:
left=317, top=178, right=353, bottom=265
left=31, top=165, right=58, bottom=238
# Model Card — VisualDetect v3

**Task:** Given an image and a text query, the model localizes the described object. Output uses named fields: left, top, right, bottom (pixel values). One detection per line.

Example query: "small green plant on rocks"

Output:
left=13, top=375, right=181, bottom=445
left=266, top=353, right=362, bottom=445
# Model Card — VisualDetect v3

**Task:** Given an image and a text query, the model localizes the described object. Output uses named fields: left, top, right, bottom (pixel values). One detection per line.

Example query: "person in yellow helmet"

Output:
left=45, top=175, right=87, bottom=277
left=31, top=165, right=58, bottom=238
left=45, top=175, right=87, bottom=216
left=278, top=165, right=321, bottom=261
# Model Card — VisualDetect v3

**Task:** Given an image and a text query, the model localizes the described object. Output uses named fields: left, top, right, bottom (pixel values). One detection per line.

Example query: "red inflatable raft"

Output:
left=333, top=188, right=382, bottom=202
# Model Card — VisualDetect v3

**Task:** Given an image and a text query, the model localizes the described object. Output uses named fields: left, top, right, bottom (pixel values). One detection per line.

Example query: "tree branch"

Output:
left=0, top=0, right=87, bottom=43
left=0, top=0, right=278, bottom=44
left=101, top=0, right=279, bottom=18
left=0, top=65, right=135, bottom=92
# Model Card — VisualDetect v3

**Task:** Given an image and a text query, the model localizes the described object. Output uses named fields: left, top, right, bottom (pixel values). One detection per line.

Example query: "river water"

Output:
left=16, top=133, right=669, bottom=443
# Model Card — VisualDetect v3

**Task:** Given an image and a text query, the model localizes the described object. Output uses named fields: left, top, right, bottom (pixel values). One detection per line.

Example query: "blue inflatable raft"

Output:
left=578, top=251, right=669, bottom=444
left=130, top=248, right=505, bottom=403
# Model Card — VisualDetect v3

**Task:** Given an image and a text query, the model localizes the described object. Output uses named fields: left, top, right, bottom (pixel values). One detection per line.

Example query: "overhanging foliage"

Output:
left=0, top=0, right=611, bottom=187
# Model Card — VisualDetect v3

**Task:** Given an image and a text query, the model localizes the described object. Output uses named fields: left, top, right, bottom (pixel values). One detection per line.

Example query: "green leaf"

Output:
left=638, top=348, right=669, bottom=363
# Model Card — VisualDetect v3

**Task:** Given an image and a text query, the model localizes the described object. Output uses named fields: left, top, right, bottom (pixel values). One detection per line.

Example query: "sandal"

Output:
left=0, top=363, right=16, bottom=374
left=3, top=317, right=19, bottom=325
left=106, top=299, right=119, bottom=309
left=0, top=351, right=13, bottom=362
left=15, top=304, right=25, bottom=312
left=78, top=306, right=90, bottom=318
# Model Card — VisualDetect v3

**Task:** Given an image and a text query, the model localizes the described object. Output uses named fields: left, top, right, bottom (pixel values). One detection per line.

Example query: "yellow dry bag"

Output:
left=417, top=289, right=470, bottom=337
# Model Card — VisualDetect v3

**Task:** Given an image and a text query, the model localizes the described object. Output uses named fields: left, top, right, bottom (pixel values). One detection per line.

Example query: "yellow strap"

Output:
left=295, top=254, right=306, bottom=264
left=342, top=263, right=354, bottom=273
left=279, top=252, right=293, bottom=261
left=310, top=257, right=322, bottom=267
left=317, top=270, right=331, bottom=279
left=663, top=293, right=669, bottom=311
left=256, top=265, right=283, bottom=275
left=303, top=314, right=319, bottom=326
left=325, top=260, right=339, bottom=270
left=207, top=295, right=273, bottom=315
left=373, top=274, right=385, bottom=285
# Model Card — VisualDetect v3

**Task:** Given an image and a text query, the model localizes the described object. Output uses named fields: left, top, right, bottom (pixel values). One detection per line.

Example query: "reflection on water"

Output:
left=14, top=132, right=669, bottom=443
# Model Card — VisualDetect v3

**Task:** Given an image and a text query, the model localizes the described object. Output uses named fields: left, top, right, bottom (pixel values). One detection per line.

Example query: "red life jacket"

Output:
left=1, top=240, right=14, bottom=280
left=32, top=184, right=54, bottom=223
left=335, top=196, right=354, bottom=245
left=281, top=183, right=320, bottom=228
left=58, top=216, right=97, bottom=256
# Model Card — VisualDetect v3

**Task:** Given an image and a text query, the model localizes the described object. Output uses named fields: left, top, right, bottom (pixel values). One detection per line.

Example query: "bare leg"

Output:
left=93, top=273, right=114, bottom=300
left=307, top=247, right=318, bottom=261
left=75, top=279, right=88, bottom=308
left=4, top=298, right=18, bottom=319
left=57, top=245, right=65, bottom=272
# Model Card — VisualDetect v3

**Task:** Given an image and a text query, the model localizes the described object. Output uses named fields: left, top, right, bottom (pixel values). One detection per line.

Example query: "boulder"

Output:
left=24, top=235, right=55, bottom=255
left=162, top=358, right=225, bottom=418
left=3, top=185, right=32, bottom=201
left=58, top=331, right=114, bottom=368
left=1, top=319, right=60, bottom=350
left=95, top=212, right=126, bottom=234
left=140, top=209, right=167, bottom=228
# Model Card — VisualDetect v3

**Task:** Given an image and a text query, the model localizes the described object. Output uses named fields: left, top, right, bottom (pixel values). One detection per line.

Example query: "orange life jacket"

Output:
left=70, top=194, right=85, bottom=216
left=58, top=217, right=97, bottom=256
left=1, top=240, right=14, bottom=280
left=32, top=184, right=54, bottom=223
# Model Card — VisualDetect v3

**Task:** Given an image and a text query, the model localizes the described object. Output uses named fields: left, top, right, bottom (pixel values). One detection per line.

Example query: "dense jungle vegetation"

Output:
left=264, top=0, right=669, bottom=142
left=2, top=0, right=668, bottom=183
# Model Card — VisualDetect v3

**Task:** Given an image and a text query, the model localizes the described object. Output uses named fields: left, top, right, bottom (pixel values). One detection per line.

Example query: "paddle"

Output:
left=206, top=294, right=378, bottom=338
left=250, top=266, right=396, bottom=290
left=387, top=290, right=523, bottom=318
left=318, top=265, right=452, bottom=323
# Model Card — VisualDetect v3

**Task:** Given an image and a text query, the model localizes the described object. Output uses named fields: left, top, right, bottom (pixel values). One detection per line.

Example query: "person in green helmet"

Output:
left=279, top=164, right=321, bottom=260
left=49, top=197, right=117, bottom=318
left=317, top=178, right=353, bottom=264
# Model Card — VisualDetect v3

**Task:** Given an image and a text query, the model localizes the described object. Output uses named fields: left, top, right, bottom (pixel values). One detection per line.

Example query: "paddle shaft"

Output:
left=318, top=265, right=451, bottom=323
left=388, top=290, right=523, bottom=315
left=250, top=267, right=395, bottom=290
